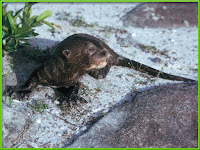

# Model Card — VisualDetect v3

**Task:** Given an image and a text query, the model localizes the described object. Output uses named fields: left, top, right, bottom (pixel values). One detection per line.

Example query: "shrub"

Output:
left=2, top=2, right=54, bottom=52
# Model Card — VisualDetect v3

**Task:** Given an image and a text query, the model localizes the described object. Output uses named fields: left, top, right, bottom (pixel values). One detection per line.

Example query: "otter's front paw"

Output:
left=6, top=86, right=30, bottom=101
left=59, top=94, right=87, bottom=108
left=12, top=91, right=30, bottom=101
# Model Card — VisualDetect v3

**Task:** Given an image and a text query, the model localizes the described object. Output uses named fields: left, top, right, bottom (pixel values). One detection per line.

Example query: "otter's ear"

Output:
left=62, top=49, right=71, bottom=57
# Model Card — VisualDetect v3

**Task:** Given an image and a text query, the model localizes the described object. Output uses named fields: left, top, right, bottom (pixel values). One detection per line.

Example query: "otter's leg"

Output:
left=88, top=67, right=111, bottom=79
left=7, top=79, right=39, bottom=101
left=55, top=82, right=87, bottom=107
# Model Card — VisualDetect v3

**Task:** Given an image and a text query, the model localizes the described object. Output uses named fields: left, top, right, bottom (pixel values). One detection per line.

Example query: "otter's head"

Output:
left=61, top=36, right=111, bottom=71
left=84, top=42, right=110, bottom=70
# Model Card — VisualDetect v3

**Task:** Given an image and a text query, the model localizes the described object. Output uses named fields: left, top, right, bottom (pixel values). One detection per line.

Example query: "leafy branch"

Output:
left=2, top=3, right=54, bottom=52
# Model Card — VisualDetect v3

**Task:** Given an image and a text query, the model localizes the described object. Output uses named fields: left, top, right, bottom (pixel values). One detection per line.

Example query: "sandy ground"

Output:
left=3, top=2, right=198, bottom=148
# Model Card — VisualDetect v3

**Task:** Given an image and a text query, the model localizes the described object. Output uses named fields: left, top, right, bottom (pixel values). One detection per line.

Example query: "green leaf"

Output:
left=5, top=39, right=17, bottom=52
left=19, top=39, right=29, bottom=42
left=23, top=3, right=35, bottom=20
left=14, top=8, right=23, bottom=22
left=28, top=8, right=32, bottom=18
left=23, top=9, right=28, bottom=24
left=2, top=31, right=7, bottom=46
left=31, top=22, right=43, bottom=27
left=7, top=38, right=16, bottom=45
left=2, top=26, right=8, bottom=32
left=24, top=2, right=29, bottom=8
left=27, top=2, right=37, bottom=8
left=15, top=25, right=32, bottom=34
left=2, top=17, right=12, bottom=33
left=15, top=38, right=19, bottom=44
left=2, top=17, right=11, bottom=31
left=27, top=15, right=37, bottom=25
left=2, top=5, right=8, bottom=17
left=29, top=15, right=37, bottom=21
left=25, top=7, right=32, bottom=20
left=16, top=34, right=31, bottom=38
left=19, top=42, right=31, bottom=47
left=2, top=33, right=12, bottom=41
left=7, top=11, right=17, bottom=32
left=15, top=25, right=34, bottom=38
left=5, top=46, right=17, bottom=52
left=41, top=20, right=55, bottom=30
left=30, top=32, right=39, bottom=36
left=36, top=10, right=53, bottom=22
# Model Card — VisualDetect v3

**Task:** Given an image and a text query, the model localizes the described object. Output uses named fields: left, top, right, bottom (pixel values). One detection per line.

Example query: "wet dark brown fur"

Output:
left=8, top=33, right=195, bottom=102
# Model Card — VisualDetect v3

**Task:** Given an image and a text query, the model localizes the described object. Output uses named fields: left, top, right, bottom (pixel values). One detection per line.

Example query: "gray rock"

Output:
left=67, top=82, right=198, bottom=148
left=122, top=3, right=198, bottom=28
left=2, top=72, right=17, bottom=94
left=2, top=106, right=33, bottom=148
left=149, top=57, right=162, bottom=63
left=116, top=34, right=137, bottom=48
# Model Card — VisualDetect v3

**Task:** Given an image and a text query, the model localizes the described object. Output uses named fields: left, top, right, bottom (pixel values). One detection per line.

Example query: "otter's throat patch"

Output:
left=87, top=59, right=107, bottom=70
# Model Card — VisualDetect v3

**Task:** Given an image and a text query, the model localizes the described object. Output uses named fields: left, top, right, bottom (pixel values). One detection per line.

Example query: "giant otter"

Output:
left=8, top=33, right=195, bottom=101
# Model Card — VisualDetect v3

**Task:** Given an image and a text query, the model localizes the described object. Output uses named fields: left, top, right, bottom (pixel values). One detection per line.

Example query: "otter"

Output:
left=8, top=33, right=195, bottom=101
left=78, top=34, right=195, bottom=82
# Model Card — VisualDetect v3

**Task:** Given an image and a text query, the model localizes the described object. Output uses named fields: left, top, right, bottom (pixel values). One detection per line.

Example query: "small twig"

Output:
left=52, top=23, right=63, bottom=29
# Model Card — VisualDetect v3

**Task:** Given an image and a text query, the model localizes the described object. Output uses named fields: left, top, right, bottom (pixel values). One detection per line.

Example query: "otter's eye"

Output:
left=89, top=47, right=95, bottom=52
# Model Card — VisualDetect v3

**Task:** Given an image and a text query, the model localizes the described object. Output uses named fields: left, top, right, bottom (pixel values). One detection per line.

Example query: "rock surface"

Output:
left=2, top=106, right=33, bottom=148
left=68, top=82, right=198, bottom=148
left=123, top=3, right=198, bottom=28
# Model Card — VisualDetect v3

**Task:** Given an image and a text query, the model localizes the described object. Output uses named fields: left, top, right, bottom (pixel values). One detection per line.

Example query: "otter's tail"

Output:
left=116, top=56, right=196, bottom=82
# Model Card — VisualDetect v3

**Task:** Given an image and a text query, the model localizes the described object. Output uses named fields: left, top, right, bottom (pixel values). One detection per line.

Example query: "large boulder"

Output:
left=68, top=82, right=198, bottom=148
left=122, top=3, right=198, bottom=28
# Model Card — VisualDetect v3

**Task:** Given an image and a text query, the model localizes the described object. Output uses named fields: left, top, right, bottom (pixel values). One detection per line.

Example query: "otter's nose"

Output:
left=100, top=49, right=108, bottom=56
